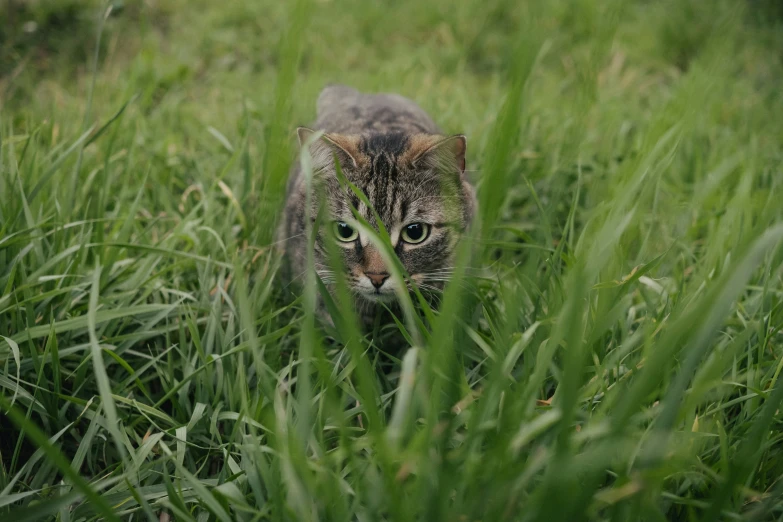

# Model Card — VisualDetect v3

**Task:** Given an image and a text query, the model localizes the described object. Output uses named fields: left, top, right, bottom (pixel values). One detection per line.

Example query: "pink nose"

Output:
left=365, top=272, right=389, bottom=289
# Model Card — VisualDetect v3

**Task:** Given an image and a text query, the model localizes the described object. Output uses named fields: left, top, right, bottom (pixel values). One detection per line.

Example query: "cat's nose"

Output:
left=365, top=272, right=390, bottom=289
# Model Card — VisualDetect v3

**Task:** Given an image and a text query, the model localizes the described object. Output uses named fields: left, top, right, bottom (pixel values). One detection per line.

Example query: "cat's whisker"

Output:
left=406, top=195, right=465, bottom=205
left=421, top=266, right=483, bottom=273
left=412, top=283, right=444, bottom=301
left=420, top=276, right=475, bottom=291
left=416, top=269, right=455, bottom=276
left=416, top=272, right=455, bottom=280
left=423, top=268, right=492, bottom=280
left=269, top=232, right=306, bottom=246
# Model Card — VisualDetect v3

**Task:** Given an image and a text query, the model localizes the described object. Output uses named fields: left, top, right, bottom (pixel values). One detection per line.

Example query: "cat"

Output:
left=279, top=84, right=477, bottom=327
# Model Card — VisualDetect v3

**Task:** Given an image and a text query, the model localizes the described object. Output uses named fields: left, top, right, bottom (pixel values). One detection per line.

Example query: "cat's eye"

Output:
left=401, top=223, right=430, bottom=244
left=333, top=221, right=359, bottom=242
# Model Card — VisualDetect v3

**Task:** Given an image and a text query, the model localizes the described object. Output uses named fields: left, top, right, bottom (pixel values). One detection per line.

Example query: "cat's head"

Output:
left=297, top=127, right=476, bottom=303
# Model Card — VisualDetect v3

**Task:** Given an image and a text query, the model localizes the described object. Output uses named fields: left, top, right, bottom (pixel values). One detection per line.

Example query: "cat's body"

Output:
left=279, top=85, right=476, bottom=326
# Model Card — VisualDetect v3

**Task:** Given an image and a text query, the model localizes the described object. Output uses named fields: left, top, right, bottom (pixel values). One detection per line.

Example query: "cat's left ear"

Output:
left=409, top=134, right=467, bottom=175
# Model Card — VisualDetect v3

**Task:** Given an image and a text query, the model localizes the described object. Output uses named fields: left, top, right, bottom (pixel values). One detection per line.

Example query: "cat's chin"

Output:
left=357, top=291, right=397, bottom=304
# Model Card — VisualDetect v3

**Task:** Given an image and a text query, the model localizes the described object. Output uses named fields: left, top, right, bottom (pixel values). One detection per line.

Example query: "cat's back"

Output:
left=314, top=84, right=440, bottom=135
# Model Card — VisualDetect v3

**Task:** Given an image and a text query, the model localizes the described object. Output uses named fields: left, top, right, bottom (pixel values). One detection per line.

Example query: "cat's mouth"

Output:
left=358, top=289, right=397, bottom=303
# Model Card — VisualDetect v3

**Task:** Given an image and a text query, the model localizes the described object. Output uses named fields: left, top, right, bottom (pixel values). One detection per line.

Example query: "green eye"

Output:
left=333, top=221, right=359, bottom=242
left=401, top=223, right=430, bottom=244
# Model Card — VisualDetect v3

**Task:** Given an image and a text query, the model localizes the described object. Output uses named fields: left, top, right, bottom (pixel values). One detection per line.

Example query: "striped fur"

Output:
left=279, top=85, right=477, bottom=326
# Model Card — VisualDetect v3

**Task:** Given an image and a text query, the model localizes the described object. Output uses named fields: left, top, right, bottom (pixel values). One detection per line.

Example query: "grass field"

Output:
left=2, top=0, right=783, bottom=520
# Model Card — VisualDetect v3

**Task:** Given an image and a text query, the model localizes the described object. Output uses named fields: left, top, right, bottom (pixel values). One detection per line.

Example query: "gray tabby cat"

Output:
left=279, top=84, right=477, bottom=326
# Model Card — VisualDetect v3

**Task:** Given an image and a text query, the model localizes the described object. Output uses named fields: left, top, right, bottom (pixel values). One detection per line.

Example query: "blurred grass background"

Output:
left=2, top=0, right=783, bottom=520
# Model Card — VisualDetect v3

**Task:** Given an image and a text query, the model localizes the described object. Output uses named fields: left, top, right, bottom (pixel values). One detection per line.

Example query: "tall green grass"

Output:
left=2, top=0, right=783, bottom=520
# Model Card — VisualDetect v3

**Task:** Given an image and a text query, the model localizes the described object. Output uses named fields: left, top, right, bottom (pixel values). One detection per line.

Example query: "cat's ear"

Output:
left=409, top=134, right=467, bottom=175
left=296, top=127, right=359, bottom=171
left=296, top=127, right=315, bottom=147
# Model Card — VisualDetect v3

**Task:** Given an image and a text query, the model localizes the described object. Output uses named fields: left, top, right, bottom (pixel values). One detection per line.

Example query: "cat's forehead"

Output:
left=332, top=172, right=452, bottom=227
left=358, top=132, right=412, bottom=157
left=325, top=131, right=460, bottom=223
left=347, top=132, right=444, bottom=187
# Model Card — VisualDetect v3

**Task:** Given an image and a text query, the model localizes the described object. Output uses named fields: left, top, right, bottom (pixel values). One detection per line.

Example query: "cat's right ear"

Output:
left=296, top=127, right=316, bottom=147
left=296, top=127, right=359, bottom=171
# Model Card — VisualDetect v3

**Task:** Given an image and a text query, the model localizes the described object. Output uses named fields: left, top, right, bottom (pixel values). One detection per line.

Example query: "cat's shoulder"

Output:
left=316, top=84, right=362, bottom=115
left=315, top=84, right=439, bottom=134
left=317, top=84, right=423, bottom=115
